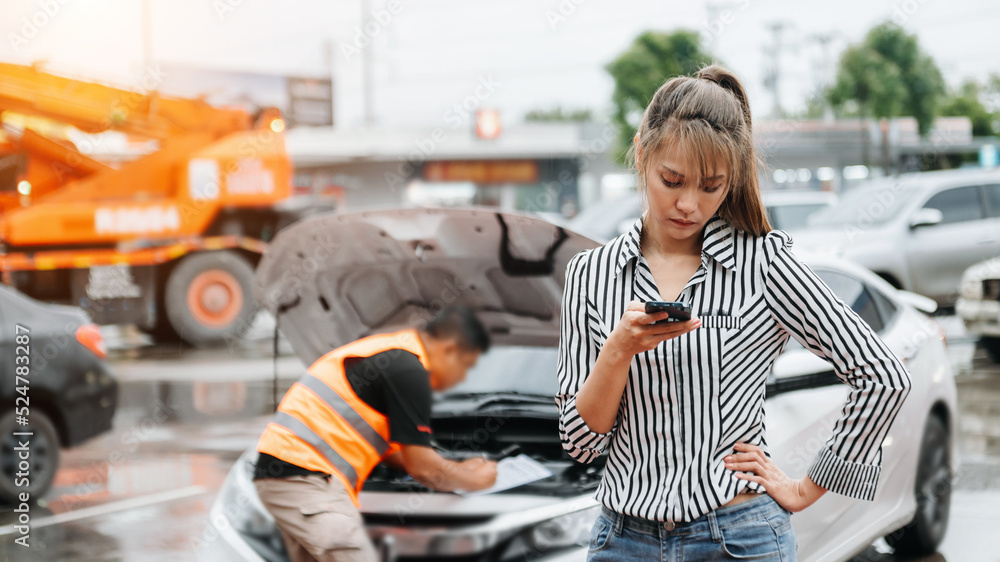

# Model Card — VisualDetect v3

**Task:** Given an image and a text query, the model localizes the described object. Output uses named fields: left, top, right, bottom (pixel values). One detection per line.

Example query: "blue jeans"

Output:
left=587, top=492, right=797, bottom=561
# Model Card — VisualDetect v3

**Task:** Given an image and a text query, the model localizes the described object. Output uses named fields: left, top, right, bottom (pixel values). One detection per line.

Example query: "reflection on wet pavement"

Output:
left=954, top=369, right=1000, bottom=458
left=1, top=327, right=296, bottom=561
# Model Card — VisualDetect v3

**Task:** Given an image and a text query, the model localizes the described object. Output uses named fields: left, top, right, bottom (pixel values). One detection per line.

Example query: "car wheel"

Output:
left=980, top=336, right=1000, bottom=363
left=884, top=414, right=951, bottom=555
left=164, top=250, right=258, bottom=347
left=0, top=409, right=61, bottom=503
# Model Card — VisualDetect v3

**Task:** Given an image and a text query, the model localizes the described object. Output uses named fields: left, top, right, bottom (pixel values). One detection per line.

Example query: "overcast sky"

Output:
left=2, top=0, right=998, bottom=130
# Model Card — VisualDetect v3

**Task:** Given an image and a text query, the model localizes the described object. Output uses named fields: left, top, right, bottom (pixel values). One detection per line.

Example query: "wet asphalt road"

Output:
left=0, top=315, right=997, bottom=562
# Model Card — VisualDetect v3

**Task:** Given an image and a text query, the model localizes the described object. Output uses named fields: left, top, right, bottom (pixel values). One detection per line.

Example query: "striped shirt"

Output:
left=555, top=211, right=912, bottom=522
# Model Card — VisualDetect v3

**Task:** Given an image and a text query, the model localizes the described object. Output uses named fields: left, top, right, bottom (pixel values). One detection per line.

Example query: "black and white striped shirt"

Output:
left=555, top=211, right=912, bottom=522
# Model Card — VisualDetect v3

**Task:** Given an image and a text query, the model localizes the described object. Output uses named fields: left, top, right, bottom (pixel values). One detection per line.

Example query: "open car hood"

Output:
left=254, top=206, right=601, bottom=366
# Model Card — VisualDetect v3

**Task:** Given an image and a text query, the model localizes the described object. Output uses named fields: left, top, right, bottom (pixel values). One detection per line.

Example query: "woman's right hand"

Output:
left=608, top=300, right=702, bottom=357
left=574, top=301, right=703, bottom=434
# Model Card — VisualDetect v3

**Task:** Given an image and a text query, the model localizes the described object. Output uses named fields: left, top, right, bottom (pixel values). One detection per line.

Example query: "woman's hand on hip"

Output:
left=724, top=442, right=828, bottom=513
left=609, top=300, right=702, bottom=357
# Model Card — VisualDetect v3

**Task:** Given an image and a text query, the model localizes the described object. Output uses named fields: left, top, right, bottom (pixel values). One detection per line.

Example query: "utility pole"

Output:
left=361, top=0, right=375, bottom=127
left=762, top=21, right=789, bottom=119
left=325, top=39, right=336, bottom=129
left=141, top=0, right=153, bottom=71
left=808, top=32, right=837, bottom=121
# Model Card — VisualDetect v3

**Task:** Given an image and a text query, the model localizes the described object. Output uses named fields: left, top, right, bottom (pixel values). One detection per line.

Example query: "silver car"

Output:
left=956, top=256, right=1000, bottom=362
left=793, top=168, right=1000, bottom=306
left=199, top=207, right=958, bottom=562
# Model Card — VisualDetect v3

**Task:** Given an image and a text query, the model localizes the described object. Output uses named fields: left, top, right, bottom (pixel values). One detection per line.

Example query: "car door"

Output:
left=765, top=268, right=895, bottom=561
left=905, top=184, right=1000, bottom=302
left=980, top=182, right=1000, bottom=252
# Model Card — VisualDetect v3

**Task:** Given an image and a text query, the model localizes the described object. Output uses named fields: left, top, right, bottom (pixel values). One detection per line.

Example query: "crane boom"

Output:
left=0, top=62, right=251, bottom=139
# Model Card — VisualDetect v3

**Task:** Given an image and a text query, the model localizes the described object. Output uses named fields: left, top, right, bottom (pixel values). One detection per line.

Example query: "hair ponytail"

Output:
left=697, top=64, right=752, bottom=132
left=630, top=63, right=771, bottom=236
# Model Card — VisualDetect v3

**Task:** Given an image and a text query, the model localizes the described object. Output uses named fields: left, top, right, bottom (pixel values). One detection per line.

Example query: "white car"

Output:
left=199, top=207, right=958, bottom=562
left=956, top=256, right=1000, bottom=362
left=762, top=189, right=839, bottom=231
left=567, top=189, right=836, bottom=243
left=793, top=168, right=1000, bottom=306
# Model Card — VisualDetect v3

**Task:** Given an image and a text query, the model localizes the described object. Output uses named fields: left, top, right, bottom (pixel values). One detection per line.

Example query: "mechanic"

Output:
left=253, top=305, right=498, bottom=562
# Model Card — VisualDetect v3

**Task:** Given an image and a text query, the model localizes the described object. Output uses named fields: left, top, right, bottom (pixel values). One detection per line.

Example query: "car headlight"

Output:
left=525, top=505, right=599, bottom=551
left=214, top=453, right=276, bottom=537
left=959, top=275, right=984, bottom=300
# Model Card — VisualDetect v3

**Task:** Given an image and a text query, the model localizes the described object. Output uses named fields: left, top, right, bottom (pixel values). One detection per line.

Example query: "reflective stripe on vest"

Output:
left=297, top=374, right=389, bottom=455
left=271, top=411, right=359, bottom=487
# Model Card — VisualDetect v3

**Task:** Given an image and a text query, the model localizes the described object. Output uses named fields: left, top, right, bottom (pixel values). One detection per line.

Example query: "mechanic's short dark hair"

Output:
left=423, top=305, right=490, bottom=353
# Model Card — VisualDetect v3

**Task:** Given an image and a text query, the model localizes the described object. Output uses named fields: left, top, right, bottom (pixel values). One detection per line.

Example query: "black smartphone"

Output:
left=645, top=301, right=692, bottom=323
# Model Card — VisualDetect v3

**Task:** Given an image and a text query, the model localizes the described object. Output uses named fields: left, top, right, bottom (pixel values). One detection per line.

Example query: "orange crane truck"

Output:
left=0, top=62, right=307, bottom=346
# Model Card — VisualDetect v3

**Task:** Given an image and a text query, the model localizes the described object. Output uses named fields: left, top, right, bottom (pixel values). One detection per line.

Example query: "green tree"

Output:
left=605, top=30, right=717, bottom=167
left=827, top=45, right=906, bottom=121
left=939, top=78, right=1000, bottom=138
left=827, top=22, right=945, bottom=136
left=795, top=88, right=832, bottom=119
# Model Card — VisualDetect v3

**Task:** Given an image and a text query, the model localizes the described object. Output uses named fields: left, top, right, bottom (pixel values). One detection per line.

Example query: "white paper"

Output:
left=457, top=454, right=554, bottom=496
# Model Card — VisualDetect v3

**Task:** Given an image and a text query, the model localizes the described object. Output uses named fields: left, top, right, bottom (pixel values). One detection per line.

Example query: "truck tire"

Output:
left=884, top=414, right=952, bottom=555
left=164, top=250, right=258, bottom=347
left=0, top=409, right=60, bottom=503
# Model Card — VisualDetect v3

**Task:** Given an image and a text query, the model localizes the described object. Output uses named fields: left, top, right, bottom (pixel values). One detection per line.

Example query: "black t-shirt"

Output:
left=253, top=348, right=434, bottom=480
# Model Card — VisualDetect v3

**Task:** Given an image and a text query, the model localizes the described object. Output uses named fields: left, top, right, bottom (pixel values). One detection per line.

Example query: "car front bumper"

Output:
left=362, top=492, right=599, bottom=560
left=957, top=296, right=1000, bottom=338
left=60, top=362, right=118, bottom=446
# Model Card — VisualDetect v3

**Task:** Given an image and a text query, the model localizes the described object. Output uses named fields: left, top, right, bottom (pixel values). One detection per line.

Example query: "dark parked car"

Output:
left=0, top=283, right=118, bottom=502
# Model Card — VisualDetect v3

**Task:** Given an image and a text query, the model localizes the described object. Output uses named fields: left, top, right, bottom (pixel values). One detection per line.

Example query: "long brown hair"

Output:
left=627, top=63, right=771, bottom=235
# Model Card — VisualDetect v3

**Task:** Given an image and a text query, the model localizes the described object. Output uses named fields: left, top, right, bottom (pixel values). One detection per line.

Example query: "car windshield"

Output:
left=806, top=182, right=918, bottom=228
left=568, top=196, right=640, bottom=241
left=766, top=203, right=831, bottom=230
left=442, top=345, right=559, bottom=398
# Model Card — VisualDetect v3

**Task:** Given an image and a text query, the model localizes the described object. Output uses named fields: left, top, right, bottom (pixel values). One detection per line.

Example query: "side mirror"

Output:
left=909, top=208, right=943, bottom=229
left=895, top=290, right=938, bottom=314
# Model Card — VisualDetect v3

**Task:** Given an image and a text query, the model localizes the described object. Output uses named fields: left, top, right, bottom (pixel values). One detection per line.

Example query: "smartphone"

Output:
left=645, top=301, right=692, bottom=323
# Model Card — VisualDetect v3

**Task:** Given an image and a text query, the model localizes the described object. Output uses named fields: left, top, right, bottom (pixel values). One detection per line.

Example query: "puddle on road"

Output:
left=116, top=378, right=297, bottom=424
left=955, top=366, right=1000, bottom=459
left=0, top=376, right=294, bottom=522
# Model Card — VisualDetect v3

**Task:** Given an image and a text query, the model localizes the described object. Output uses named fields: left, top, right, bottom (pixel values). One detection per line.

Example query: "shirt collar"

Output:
left=614, top=210, right=737, bottom=279
left=404, top=327, right=433, bottom=372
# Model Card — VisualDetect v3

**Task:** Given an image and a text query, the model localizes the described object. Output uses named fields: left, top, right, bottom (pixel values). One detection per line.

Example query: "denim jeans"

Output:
left=587, top=492, right=797, bottom=561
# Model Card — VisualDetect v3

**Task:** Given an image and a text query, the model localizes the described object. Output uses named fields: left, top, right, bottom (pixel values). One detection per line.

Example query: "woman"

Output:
left=555, top=64, right=912, bottom=561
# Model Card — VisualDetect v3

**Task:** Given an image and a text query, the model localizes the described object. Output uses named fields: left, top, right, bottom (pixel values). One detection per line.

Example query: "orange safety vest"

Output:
left=256, top=327, right=432, bottom=507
